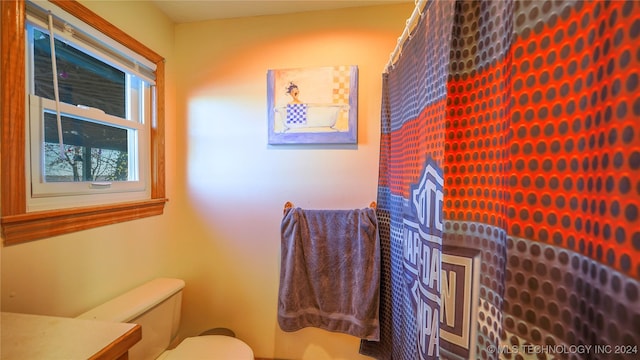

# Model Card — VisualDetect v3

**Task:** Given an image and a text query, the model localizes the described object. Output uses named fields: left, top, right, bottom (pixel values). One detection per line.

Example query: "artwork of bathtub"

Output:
left=267, top=65, right=358, bottom=145
left=274, top=103, right=350, bottom=132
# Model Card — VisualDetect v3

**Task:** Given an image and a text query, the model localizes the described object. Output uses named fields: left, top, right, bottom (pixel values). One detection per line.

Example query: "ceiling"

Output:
left=151, top=0, right=410, bottom=23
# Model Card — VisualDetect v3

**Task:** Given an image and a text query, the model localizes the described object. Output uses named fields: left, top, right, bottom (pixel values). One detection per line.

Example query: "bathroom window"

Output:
left=0, top=0, right=167, bottom=244
left=25, top=13, right=152, bottom=210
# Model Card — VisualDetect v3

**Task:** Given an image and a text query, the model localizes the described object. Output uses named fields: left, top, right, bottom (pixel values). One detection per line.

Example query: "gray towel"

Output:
left=278, top=207, right=380, bottom=340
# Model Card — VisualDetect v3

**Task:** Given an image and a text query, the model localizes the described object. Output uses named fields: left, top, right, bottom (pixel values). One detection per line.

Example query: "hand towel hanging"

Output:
left=278, top=205, right=380, bottom=340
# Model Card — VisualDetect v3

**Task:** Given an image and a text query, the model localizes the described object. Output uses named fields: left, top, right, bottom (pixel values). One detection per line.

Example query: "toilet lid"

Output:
left=161, top=335, right=253, bottom=360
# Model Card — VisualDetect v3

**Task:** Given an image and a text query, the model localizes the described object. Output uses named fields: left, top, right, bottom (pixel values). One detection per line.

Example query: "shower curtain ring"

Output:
left=416, top=0, right=424, bottom=16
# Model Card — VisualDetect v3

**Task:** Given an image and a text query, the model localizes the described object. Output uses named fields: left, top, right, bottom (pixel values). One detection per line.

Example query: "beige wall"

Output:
left=2, top=2, right=413, bottom=359
left=172, top=5, right=412, bottom=358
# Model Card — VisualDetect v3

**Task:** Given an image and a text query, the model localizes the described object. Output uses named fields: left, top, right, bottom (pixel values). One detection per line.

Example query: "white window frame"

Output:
left=27, top=95, right=151, bottom=210
left=24, top=1, right=154, bottom=212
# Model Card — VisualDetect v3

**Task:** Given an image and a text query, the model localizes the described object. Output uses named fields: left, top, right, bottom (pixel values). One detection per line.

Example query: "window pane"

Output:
left=43, top=112, right=132, bottom=182
left=33, top=29, right=126, bottom=118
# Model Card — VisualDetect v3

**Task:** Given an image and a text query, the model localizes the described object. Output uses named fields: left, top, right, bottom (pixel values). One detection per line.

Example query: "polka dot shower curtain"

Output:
left=362, top=1, right=639, bottom=359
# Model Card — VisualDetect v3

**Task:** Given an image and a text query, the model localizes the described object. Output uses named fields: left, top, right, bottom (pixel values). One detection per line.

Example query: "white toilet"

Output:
left=76, top=278, right=253, bottom=360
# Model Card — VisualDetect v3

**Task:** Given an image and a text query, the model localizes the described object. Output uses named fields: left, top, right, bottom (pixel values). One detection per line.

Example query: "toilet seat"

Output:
left=157, top=335, right=254, bottom=360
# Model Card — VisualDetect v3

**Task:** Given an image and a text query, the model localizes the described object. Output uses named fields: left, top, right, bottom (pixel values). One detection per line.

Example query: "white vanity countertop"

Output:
left=1, top=312, right=141, bottom=360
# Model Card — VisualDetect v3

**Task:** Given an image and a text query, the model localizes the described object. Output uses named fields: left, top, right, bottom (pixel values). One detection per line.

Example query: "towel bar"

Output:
left=283, top=201, right=376, bottom=215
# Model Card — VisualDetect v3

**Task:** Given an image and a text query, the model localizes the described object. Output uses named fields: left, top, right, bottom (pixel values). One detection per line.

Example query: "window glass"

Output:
left=32, top=28, right=126, bottom=118
left=42, top=111, right=131, bottom=183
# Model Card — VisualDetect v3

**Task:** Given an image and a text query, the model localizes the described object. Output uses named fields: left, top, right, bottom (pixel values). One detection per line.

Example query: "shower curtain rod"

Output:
left=383, top=0, right=428, bottom=74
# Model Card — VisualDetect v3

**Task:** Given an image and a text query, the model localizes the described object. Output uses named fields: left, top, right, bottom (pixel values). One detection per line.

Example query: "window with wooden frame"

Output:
left=1, top=0, right=167, bottom=245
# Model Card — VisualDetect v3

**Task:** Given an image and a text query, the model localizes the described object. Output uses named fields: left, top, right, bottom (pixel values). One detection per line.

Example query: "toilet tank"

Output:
left=77, top=278, right=185, bottom=360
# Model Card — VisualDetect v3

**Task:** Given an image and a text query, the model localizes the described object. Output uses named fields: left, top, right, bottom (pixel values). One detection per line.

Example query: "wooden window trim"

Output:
left=1, top=0, right=167, bottom=246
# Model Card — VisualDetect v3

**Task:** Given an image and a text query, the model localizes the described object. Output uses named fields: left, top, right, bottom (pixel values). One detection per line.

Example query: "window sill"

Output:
left=1, top=198, right=167, bottom=245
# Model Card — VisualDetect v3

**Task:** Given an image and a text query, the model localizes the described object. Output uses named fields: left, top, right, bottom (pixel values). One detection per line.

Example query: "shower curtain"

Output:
left=362, top=1, right=639, bottom=359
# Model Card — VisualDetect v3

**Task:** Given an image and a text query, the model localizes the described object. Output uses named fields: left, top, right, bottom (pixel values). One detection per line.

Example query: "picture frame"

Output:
left=267, top=65, right=358, bottom=145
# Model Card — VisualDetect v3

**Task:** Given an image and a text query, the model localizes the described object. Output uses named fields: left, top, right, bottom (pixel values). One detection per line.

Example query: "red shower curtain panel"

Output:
left=499, top=1, right=640, bottom=358
left=366, top=0, right=639, bottom=359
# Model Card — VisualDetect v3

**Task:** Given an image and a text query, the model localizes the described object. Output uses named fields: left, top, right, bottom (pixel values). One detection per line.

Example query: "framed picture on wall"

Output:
left=267, top=65, right=358, bottom=145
